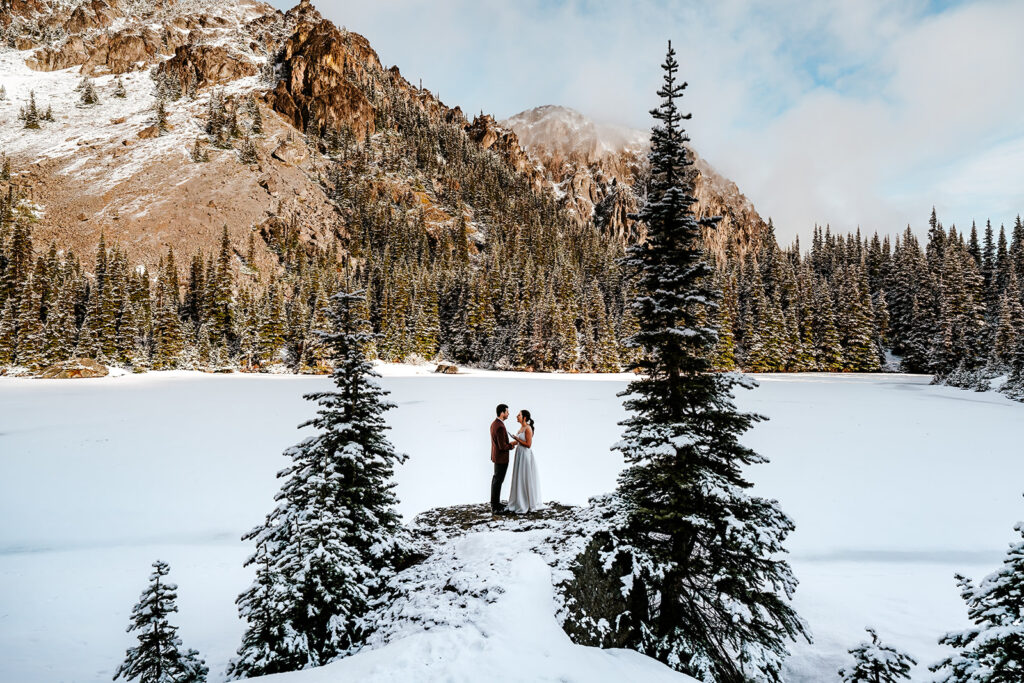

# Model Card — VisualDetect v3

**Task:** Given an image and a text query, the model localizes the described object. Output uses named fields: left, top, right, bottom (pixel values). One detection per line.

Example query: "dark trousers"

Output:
left=490, top=462, right=509, bottom=511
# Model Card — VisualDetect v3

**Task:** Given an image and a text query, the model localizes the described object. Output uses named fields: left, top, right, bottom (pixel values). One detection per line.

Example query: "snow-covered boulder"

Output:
left=38, top=357, right=108, bottom=378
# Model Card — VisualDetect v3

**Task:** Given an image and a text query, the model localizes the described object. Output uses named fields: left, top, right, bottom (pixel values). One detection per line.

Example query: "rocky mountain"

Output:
left=0, top=0, right=526, bottom=265
left=502, top=104, right=768, bottom=260
left=0, top=0, right=766, bottom=270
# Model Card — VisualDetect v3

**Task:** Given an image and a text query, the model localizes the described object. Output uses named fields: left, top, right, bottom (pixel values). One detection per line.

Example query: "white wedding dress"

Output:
left=507, top=428, right=542, bottom=513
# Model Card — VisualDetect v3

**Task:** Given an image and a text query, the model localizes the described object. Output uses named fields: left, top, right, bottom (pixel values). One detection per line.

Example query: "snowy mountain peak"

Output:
left=502, top=105, right=767, bottom=257
left=501, top=105, right=648, bottom=165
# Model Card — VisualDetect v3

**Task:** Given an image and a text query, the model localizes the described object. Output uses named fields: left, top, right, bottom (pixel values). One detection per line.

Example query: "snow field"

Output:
left=2, top=368, right=1024, bottom=681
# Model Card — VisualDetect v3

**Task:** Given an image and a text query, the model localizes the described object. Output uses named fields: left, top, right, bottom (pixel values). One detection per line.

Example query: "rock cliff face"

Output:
left=502, top=105, right=767, bottom=260
left=465, top=113, right=544, bottom=190
left=267, top=15, right=377, bottom=136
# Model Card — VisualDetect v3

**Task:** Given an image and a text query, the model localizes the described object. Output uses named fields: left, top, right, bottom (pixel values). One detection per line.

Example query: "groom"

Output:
left=490, top=403, right=516, bottom=515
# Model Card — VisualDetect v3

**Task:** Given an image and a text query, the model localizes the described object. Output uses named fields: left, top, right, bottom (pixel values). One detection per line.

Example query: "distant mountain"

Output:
left=502, top=105, right=768, bottom=260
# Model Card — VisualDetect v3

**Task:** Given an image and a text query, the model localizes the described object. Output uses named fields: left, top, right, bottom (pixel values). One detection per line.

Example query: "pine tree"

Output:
left=247, top=96, right=263, bottom=134
left=80, top=77, right=98, bottom=106
left=114, top=560, right=208, bottom=683
left=839, top=628, right=916, bottom=683
left=14, top=277, right=44, bottom=368
left=155, top=98, right=169, bottom=135
left=210, top=227, right=234, bottom=343
left=40, top=281, right=76, bottom=365
left=229, top=290, right=409, bottom=677
left=23, top=90, right=40, bottom=129
left=238, top=134, right=258, bottom=164
left=994, top=270, right=1024, bottom=369
left=590, top=42, right=807, bottom=681
left=932, top=512, right=1024, bottom=682
left=151, top=254, right=184, bottom=370
left=114, top=76, right=127, bottom=99
left=190, top=138, right=209, bottom=163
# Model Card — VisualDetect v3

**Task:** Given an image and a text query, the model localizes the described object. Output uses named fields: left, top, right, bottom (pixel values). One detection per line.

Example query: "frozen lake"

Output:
left=2, top=368, right=1022, bottom=681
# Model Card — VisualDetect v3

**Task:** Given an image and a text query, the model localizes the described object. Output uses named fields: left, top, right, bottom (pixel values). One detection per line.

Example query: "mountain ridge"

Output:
left=501, top=104, right=767, bottom=259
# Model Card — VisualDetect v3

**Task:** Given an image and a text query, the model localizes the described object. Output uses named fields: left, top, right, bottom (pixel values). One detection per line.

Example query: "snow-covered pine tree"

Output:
left=114, top=76, right=127, bottom=99
left=80, top=77, right=98, bottom=106
left=114, top=560, right=208, bottom=683
left=228, top=289, right=410, bottom=678
left=931, top=510, right=1024, bottom=682
left=238, top=134, right=258, bottom=164
left=23, top=90, right=40, bottom=129
left=247, top=95, right=263, bottom=135
left=155, top=98, right=169, bottom=134
left=993, top=270, right=1024, bottom=369
left=190, top=138, right=209, bottom=163
left=839, top=628, right=916, bottom=682
left=589, top=41, right=808, bottom=681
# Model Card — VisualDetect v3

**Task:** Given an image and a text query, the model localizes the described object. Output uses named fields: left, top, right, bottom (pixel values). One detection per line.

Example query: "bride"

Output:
left=507, top=409, right=542, bottom=513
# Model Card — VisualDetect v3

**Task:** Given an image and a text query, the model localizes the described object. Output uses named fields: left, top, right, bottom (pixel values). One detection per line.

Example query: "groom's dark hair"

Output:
left=496, top=404, right=508, bottom=416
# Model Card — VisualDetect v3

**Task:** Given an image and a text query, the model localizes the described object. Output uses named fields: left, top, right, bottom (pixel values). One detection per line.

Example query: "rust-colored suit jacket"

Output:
left=490, top=418, right=514, bottom=464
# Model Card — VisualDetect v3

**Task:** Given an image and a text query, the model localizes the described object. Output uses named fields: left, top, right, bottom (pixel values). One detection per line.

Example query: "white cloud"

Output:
left=286, top=0, right=1024, bottom=243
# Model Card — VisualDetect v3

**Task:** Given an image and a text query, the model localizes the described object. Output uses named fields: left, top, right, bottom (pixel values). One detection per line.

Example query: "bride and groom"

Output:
left=489, top=403, right=542, bottom=515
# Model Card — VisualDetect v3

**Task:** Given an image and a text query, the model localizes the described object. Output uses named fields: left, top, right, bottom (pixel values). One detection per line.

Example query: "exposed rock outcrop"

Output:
left=18, top=0, right=271, bottom=76
left=267, top=4, right=377, bottom=135
left=156, top=44, right=260, bottom=92
left=465, top=114, right=544, bottom=190
left=38, top=358, right=109, bottom=378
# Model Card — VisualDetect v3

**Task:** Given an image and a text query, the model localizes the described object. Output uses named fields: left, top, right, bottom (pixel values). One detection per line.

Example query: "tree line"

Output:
left=2, top=48, right=1024, bottom=394
left=709, top=212, right=1024, bottom=396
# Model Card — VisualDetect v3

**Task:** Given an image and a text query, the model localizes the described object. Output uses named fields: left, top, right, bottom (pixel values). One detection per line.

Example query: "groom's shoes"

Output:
left=491, top=505, right=513, bottom=516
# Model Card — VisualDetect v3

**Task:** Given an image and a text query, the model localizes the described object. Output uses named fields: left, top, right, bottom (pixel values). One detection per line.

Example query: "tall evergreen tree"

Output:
left=229, top=290, right=409, bottom=678
left=593, top=42, right=806, bottom=681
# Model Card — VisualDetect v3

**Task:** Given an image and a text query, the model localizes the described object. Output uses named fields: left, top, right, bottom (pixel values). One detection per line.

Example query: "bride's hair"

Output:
left=520, top=409, right=535, bottom=432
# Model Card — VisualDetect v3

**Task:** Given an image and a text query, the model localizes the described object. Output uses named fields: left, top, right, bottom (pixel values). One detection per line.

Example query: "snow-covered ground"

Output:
left=2, top=368, right=1023, bottom=681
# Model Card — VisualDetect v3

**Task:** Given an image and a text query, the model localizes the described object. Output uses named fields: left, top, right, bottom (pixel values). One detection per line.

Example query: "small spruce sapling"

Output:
left=23, top=91, right=40, bottom=129
left=114, top=560, right=208, bottom=683
left=248, top=96, right=263, bottom=135
left=0, top=84, right=7, bottom=100
left=155, top=98, right=169, bottom=134
left=840, top=628, right=916, bottom=682
left=114, top=76, right=127, bottom=99
left=80, top=77, right=99, bottom=106
left=238, top=134, right=257, bottom=164
left=190, top=138, right=209, bottom=163
left=42, top=105, right=54, bottom=122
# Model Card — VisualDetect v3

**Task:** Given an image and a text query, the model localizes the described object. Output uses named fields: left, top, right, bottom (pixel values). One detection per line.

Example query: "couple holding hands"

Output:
left=488, top=403, right=543, bottom=515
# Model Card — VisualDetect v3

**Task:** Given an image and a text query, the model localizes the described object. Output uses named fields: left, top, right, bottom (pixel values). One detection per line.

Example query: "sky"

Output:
left=269, top=0, right=1024, bottom=244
